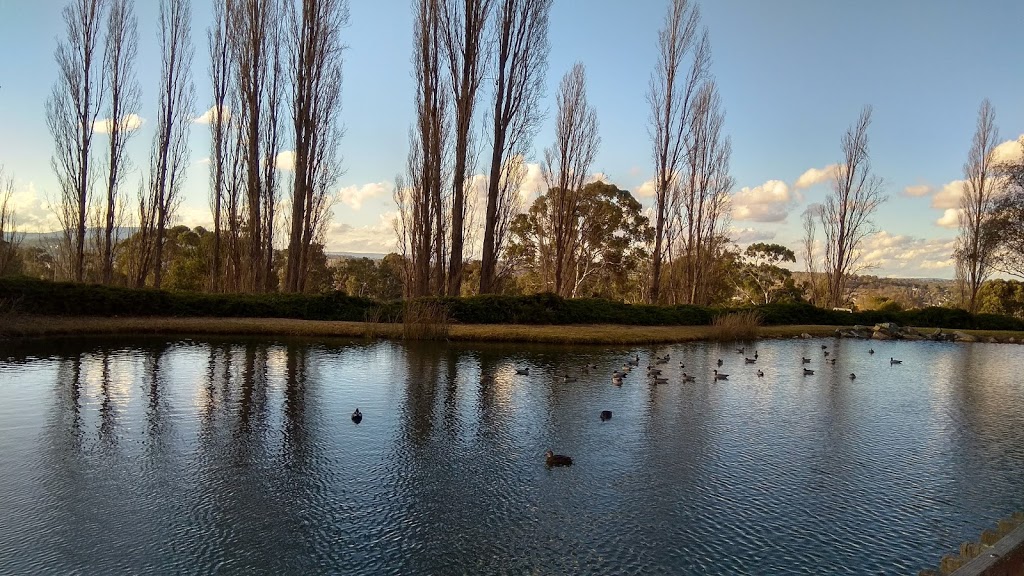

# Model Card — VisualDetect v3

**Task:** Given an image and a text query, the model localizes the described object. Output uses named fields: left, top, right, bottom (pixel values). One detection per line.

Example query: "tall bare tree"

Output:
left=800, top=205, right=821, bottom=306
left=674, top=80, right=732, bottom=305
left=646, top=0, right=707, bottom=304
left=207, top=0, right=231, bottom=292
left=284, top=0, right=348, bottom=293
left=0, top=168, right=23, bottom=276
left=99, top=0, right=140, bottom=284
left=439, top=0, right=492, bottom=296
left=542, top=62, right=599, bottom=297
left=819, top=105, right=886, bottom=308
left=955, top=99, right=1002, bottom=313
left=149, top=0, right=195, bottom=289
left=478, top=0, right=550, bottom=294
left=47, top=0, right=106, bottom=282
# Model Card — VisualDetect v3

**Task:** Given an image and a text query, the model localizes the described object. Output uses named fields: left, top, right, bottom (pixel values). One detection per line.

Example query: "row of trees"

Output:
left=43, top=0, right=347, bottom=293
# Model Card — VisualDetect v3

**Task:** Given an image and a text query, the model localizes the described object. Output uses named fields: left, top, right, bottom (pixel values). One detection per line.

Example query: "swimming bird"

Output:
left=754, top=350, right=759, bottom=360
left=600, top=410, right=612, bottom=421
left=828, top=358, right=836, bottom=365
left=803, top=368, right=815, bottom=376
left=823, top=351, right=830, bottom=357
left=821, top=344, right=828, bottom=350
left=562, top=375, right=577, bottom=383
left=681, top=373, right=696, bottom=383
left=736, top=347, right=745, bottom=354
left=745, top=357, right=757, bottom=364
left=869, top=349, right=875, bottom=355
left=651, top=377, right=669, bottom=385
left=713, top=370, right=729, bottom=380
left=647, top=367, right=662, bottom=376
left=757, top=369, right=764, bottom=377
left=351, top=408, right=362, bottom=424
left=545, top=450, right=573, bottom=467
left=717, top=358, right=724, bottom=367
left=612, top=376, right=623, bottom=386
left=802, top=357, right=811, bottom=364
left=612, top=370, right=627, bottom=379
left=890, top=357, right=902, bottom=365
left=679, top=363, right=685, bottom=369
left=515, top=367, right=530, bottom=376
left=849, top=373, right=856, bottom=380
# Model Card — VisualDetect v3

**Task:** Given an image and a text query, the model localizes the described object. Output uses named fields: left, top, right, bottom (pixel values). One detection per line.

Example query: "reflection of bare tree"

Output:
left=283, top=343, right=309, bottom=463
left=402, top=343, right=442, bottom=445
left=145, top=343, right=165, bottom=438
left=98, top=349, right=116, bottom=443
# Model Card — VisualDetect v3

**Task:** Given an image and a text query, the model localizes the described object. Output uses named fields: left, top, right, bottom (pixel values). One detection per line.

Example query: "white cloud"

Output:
left=193, top=105, right=231, bottom=125
left=794, top=164, right=839, bottom=190
left=337, top=181, right=391, bottom=210
left=92, top=113, right=144, bottom=134
left=732, top=179, right=795, bottom=223
left=324, top=212, right=398, bottom=254
left=519, top=162, right=545, bottom=201
left=931, top=179, right=966, bottom=210
left=858, top=231, right=957, bottom=273
left=636, top=179, right=657, bottom=198
left=173, top=202, right=214, bottom=229
left=992, top=135, right=1024, bottom=165
left=731, top=227, right=776, bottom=244
left=7, top=182, right=60, bottom=233
left=936, top=208, right=960, bottom=229
left=275, top=150, right=295, bottom=172
left=903, top=184, right=931, bottom=197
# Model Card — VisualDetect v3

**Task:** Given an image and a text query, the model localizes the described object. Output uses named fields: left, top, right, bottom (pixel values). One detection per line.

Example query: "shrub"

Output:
left=402, top=299, right=450, bottom=340
left=709, top=310, right=762, bottom=341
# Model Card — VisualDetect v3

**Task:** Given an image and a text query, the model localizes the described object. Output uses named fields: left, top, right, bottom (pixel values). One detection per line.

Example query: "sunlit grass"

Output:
left=709, top=310, right=762, bottom=341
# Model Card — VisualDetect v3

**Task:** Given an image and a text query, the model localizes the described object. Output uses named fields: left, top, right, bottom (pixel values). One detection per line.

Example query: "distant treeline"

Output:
left=3, top=276, right=1022, bottom=331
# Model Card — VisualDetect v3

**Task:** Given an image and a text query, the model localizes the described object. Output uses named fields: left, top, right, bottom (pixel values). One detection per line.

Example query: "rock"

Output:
left=953, top=331, right=978, bottom=343
left=903, top=334, right=924, bottom=341
left=800, top=333, right=812, bottom=339
left=1010, top=337, right=1017, bottom=343
left=987, top=337, right=998, bottom=343
left=872, top=331, right=892, bottom=340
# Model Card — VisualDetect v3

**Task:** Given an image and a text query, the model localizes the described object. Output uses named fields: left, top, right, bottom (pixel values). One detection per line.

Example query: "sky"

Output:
left=1, top=0, right=1022, bottom=279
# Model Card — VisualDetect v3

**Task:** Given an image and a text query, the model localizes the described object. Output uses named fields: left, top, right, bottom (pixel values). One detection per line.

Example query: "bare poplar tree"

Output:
left=478, top=0, right=550, bottom=294
left=284, top=0, right=349, bottom=294
left=646, top=0, right=707, bottom=304
left=207, top=0, right=231, bottom=292
left=149, top=0, right=195, bottom=289
left=99, top=0, right=140, bottom=284
left=542, top=62, right=599, bottom=297
left=440, top=0, right=492, bottom=296
left=955, top=99, right=1002, bottom=313
left=674, top=80, right=732, bottom=305
left=126, top=178, right=155, bottom=287
left=800, top=205, right=819, bottom=306
left=819, top=106, right=886, bottom=308
left=261, top=9, right=284, bottom=292
left=47, top=0, right=106, bottom=282
left=0, top=169, right=23, bottom=276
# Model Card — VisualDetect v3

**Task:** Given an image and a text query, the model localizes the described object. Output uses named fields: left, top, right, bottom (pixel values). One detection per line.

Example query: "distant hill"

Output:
left=20, top=228, right=138, bottom=247
left=327, top=252, right=388, bottom=261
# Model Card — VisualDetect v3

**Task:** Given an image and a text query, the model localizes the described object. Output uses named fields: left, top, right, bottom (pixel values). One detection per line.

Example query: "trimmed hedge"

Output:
left=2, top=277, right=1023, bottom=331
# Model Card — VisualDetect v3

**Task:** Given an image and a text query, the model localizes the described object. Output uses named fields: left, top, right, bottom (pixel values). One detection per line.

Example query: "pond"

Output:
left=1, top=335, right=1023, bottom=574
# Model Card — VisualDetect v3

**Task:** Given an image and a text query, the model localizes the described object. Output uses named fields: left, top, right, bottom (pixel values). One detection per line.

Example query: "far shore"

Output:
left=2, top=315, right=1023, bottom=346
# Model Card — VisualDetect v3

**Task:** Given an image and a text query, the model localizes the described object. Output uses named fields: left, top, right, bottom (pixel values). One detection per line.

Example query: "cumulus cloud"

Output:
left=324, top=212, right=398, bottom=254
left=858, top=231, right=957, bottom=274
left=903, top=184, right=931, bottom=197
left=931, top=179, right=966, bottom=210
left=936, top=208, right=960, bottom=229
left=193, top=105, right=231, bottom=125
left=337, top=181, right=391, bottom=210
left=93, top=113, right=144, bottom=134
left=794, top=164, right=839, bottom=190
left=731, top=227, right=776, bottom=244
left=992, top=135, right=1024, bottom=164
left=274, top=150, right=295, bottom=171
left=732, top=179, right=795, bottom=223
left=636, top=179, right=657, bottom=198
left=6, top=182, right=60, bottom=233
left=519, top=162, right=545, bottom=201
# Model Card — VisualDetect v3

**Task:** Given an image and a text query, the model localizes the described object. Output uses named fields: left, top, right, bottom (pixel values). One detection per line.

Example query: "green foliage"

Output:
left=977, top=279, right=1024, bottom=319
left=734, top=242, right=800, bottom=305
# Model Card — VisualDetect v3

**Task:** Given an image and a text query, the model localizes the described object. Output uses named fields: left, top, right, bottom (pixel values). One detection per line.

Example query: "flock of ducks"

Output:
left=349, top=343, right=907, bottom=467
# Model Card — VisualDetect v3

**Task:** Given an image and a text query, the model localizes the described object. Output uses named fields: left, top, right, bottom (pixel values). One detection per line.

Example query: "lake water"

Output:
left=1, top=335, right=1023, bottom=575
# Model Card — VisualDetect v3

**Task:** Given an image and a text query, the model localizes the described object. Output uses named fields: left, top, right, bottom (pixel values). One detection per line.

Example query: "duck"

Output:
left=754, top=350, right=759, bottom=360
left=611, top=376, right=623, bottom=386
left=678, top=363, right=685, bottom=369
left=612, top=370, right=627, bottom=379
left=821, top=344, right=828, bottom=350
left=351, top=408, right=363, bottom=424
left=803, top=368, right=815, bottom=376
left=869, top=349, right=875, bottom=355
left=515, top=367, right=530, bottom=375
left=823, top=351, right=830, bottom=357
left=736, top=347, right=745, bottom=354
left=717, top=358, right=724, bottom=367
left=828, top=358, right=836, bottom=365
left=562, top=375, right=577, bottom=383
left=600, top=410, right=613, bottom=421
left=681, top=373, right=696, bottom=383
left=744, top=357, right=757, bottom=364
left=802, top=357, right=811, bottom=364
left=757, top=369, right=764, bottom=378
left=545, top=450, right=573, bottom=467
left=713, top=370, right=729, bottom=380
left=651, top=377, right=669, bottom=385
left=647, top=367, right=662, bottom=376
left=849, top=373, right=857, bottom=380
left=890, top=357, right=902, bottom=365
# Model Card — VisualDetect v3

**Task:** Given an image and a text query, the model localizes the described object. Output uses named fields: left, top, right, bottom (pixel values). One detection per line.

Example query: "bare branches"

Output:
left=542, top=62, right=599, bottom=297
left=149, top=0, right=195, bottom=289
left=99, top=0, right=140, bottom=284
left=0, top=168, right=23, bottom=276
left=955, top=99, right=1003, bottom=312
left=284, top=0, right=349, bottom=293
left=820, top=105, right=886, bottom=308
left=47, top=0, right=106, bottom=282
left=647, top=0, right=707, bottom=303
left=207, top=0, right=231, bottom=292
left=479, top=0, right=551, bottom=294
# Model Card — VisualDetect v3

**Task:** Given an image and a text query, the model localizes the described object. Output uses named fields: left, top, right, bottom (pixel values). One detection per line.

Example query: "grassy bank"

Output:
left=2, top=315, right=1021, bottom=345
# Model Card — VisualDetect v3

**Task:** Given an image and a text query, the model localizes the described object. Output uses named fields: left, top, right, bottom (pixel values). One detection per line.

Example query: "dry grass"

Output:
left=709, top=310, right=762, bottom=341
left=0, top=315, right=854, bottom=345
left=402, top=300, right=450, bottom=340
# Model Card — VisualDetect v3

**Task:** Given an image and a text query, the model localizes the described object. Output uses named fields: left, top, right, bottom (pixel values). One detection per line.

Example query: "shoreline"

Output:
left=2, top=315, right=1023, bottom=345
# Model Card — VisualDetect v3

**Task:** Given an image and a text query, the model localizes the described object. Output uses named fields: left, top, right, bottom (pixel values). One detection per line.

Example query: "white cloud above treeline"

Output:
left=92, top=113, right=144, bottom=134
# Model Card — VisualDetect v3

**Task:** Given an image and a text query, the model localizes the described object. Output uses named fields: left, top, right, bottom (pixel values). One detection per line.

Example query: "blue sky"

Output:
left=1, top=0, right=1022, bottom=278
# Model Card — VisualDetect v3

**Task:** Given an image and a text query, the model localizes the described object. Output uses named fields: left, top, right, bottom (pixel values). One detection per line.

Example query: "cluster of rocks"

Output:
left=816, top=322, right=1006, bottom=343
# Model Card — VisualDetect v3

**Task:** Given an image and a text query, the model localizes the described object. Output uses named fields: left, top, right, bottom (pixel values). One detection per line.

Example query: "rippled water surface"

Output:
left=2, top=335, right=1024, bottom=574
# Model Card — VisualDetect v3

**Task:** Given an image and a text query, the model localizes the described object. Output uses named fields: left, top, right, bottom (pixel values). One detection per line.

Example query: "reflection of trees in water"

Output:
left=283, top=343, right=310, bottom=467
left=401, top=343, right=444, bottom=447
